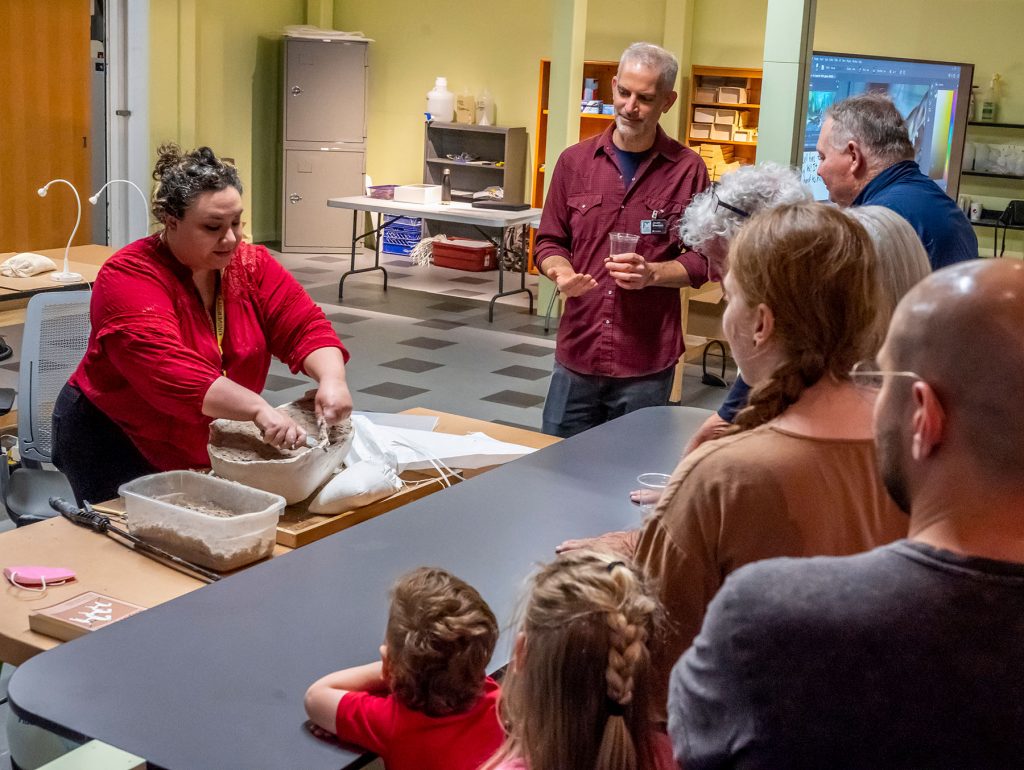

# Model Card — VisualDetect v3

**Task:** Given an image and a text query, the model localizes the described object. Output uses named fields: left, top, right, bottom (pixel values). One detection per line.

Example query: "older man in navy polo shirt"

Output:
left=536, top=42, right=709, bottom=438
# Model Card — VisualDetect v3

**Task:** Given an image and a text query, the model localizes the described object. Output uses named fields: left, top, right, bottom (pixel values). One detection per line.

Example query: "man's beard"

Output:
left=877, top=422, right=912, bottom=515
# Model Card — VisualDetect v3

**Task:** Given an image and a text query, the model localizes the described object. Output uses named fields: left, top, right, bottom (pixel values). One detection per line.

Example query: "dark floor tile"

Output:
left=308, top=255, right=348, bottom=263
left=441, top=289, right=486, bottom=298
left=263, top=374, right=309, bottom=392
left=335, top=331, right=355, bottom=340
left=413, top=319, right=466, bottom=331
left=289, top=267, right=335, bottom=275
left=398, top=336, right=457, bottom=350
left=380, top=357, right=444, bottom=374
left=325, top=311, right=369, bottom=325
left=385, top=260, right=414, bottom=267
left=427, top=301, right=475, bottom=313
left=502, top=343, right=553, bottom=357
left=481, top=390, right=545, bottom=408
left=358, top=382, right=430, bottom=400
left=492, top=364, right=550, bottom=381
left=449, top=276, right=492, bottom=285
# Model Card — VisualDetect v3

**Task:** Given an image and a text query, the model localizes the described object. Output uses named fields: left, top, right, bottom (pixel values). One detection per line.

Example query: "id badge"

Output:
left=640, top=218, right=668, bottom=235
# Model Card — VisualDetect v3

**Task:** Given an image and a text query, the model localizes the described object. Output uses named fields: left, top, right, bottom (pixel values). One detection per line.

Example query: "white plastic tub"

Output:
left=120, top=471, right=284, bottom=572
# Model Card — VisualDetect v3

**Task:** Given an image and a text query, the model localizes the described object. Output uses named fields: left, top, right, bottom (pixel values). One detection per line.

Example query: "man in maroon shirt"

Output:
left=536, top=43, right=710, bottom=438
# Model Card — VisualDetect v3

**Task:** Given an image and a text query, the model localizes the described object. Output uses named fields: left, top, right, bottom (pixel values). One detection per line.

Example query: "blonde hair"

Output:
left=845, top=205, right=931, bottom=349
left=730, top=203, right=881, bottom=431
left=484, top=551, right=662, bottom=770
left=385, top=567, right=498, bottom=717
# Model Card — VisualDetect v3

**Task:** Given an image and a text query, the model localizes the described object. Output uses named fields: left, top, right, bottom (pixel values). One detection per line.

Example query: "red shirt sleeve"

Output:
left=91, top=263, right=222, bottom=420
left=247, top=247, right=349, bottom=374
left=534, top=150, right=574, bottom=273
left=334, top=691, right=397, bottom=754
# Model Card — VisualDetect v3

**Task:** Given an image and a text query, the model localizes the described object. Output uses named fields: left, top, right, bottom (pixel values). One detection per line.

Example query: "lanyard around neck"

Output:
left=212, top=271, right=226, bottom=377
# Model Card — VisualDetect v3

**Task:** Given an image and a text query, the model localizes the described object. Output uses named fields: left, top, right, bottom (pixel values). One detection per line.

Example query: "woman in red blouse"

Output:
left=52, top=144, right=352, bottom=504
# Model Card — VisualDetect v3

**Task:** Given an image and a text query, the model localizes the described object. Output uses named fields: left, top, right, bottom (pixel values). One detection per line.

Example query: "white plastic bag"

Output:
left=308, top=459, right=403, bottom=514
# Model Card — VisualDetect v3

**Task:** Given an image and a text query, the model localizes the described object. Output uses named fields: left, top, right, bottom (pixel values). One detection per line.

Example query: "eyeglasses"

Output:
left=712, top=191, right=750, bottom=219
left=849, top=359, right=922, bottom=390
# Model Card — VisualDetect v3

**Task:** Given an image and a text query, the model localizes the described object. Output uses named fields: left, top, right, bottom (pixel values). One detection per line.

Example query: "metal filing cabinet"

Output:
left=281, top=37, right=369, bottom=253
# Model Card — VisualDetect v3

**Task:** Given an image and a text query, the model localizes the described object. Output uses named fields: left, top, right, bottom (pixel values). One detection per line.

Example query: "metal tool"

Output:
left=49, top=498, right=222, bottom=583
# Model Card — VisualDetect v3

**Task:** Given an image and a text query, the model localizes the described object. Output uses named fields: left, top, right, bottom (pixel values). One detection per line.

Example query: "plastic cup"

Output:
left=635, top=472, right=671, bottom=515
left=609, top=232, right=640, bottom=257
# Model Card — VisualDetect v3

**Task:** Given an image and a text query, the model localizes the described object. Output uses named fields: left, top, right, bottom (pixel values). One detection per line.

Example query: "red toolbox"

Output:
left=431, top=236, right=497, bottom=272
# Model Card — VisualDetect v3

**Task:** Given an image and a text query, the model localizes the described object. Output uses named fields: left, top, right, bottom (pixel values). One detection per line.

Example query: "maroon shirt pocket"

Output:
left=567, top=193, right=603, bottom=220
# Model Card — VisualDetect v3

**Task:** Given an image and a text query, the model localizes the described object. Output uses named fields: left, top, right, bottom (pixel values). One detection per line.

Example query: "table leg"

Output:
left=475, top=224, right=535, bottom=323
left=338, top=210, right=389, bottom=301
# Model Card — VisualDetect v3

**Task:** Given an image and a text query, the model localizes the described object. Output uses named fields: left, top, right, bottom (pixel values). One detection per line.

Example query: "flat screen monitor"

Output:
left=801, top=51, right=974, bottom=201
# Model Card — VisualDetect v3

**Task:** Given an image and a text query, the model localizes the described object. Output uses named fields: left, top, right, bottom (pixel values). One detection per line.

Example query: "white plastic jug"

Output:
left=426, top=77, right=455, bottom=122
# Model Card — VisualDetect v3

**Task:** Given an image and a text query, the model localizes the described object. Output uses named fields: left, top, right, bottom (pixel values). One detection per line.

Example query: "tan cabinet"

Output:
left=281, top=38, right=369, bottom=253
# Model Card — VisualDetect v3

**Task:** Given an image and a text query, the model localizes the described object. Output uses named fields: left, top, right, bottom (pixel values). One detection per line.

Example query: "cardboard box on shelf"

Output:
left=695, top=86, right=717, bottom=102
left=716, top=86, right=747, bottom=104
left=709, top=123, right=733, bottom=141
left=693, top=106, right=716, bottom=124
left=715, top=108, right=739, bottom=125
left=690, top=123, right=712, bottom=140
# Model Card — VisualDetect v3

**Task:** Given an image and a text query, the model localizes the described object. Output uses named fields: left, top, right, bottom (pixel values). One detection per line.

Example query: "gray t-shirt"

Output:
left=669, top=540, right=1024, bottom=769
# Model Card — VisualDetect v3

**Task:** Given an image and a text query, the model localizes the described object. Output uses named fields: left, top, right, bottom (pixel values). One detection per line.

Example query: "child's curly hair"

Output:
left=385, top=567, right=498, bottom=717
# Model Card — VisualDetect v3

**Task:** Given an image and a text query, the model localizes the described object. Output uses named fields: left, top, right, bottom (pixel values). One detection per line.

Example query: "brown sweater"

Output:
left=635, top=425, right=907, bottom=720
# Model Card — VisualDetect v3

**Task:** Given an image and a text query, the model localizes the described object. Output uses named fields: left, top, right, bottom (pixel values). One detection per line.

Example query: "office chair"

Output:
left=0, top=290, right=91, bottom=526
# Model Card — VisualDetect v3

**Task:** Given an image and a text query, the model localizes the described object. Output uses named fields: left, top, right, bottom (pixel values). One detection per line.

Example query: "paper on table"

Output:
left=354, top=411, right=440, bottom=432
left=368, top=424, right=535, bottom=471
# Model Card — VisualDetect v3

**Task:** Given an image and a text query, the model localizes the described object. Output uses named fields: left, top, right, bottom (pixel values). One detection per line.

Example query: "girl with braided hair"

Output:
left=484, top=550, right=674, bottom=770
left=632, top=202, right=908, bottom=723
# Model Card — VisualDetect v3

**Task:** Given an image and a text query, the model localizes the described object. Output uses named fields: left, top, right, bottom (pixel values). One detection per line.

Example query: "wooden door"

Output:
left=0, top=0, right=92, bottom=252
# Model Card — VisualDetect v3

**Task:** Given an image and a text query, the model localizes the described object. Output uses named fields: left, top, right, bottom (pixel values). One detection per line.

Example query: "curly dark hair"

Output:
left=385, top=567, right=498, bottom=717
left=151, top=143, right=242, bottom=223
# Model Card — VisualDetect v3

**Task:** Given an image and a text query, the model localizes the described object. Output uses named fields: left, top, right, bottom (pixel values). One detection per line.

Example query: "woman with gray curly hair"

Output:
left=679, top=162, right=813, bottom=281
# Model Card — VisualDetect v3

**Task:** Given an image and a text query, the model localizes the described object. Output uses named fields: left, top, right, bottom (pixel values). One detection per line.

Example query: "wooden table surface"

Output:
left=0, top=408, right=557, bottom=666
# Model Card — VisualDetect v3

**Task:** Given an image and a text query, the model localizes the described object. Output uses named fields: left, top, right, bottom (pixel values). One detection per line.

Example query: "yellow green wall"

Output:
left=149, top=0, right=306, bottom=242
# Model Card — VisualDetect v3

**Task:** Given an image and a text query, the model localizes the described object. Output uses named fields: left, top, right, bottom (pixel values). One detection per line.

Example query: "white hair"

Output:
left=619, top=42, right=678, bottom=93
left=845, top=205, right=931, bottom=335
left=680, top=162, right=813, bottom=250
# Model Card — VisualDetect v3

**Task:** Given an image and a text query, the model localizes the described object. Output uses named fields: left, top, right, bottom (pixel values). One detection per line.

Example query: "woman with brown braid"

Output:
left=633, top=202, right=907, bottom=722
left=483, top=551, right=675, bottom=770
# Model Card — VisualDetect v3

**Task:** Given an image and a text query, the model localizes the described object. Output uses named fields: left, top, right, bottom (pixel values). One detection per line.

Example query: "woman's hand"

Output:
left=314, top=377, right=353, bottom=425
left=253, top=403, right=306, bottom=449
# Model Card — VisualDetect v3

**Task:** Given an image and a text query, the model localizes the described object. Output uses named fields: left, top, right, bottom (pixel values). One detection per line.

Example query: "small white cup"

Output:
left=609, top=232, right=640, bottom=257
left=634, top=472, right=671, bottom=515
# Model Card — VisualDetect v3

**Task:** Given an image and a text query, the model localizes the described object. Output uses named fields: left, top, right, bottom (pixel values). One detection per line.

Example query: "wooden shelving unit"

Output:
left=529, top=58, right=619, bottom=270
left=684, top=65, right=763, bottom=179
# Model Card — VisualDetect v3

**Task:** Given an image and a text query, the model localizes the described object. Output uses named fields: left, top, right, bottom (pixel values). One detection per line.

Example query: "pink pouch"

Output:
left=4, top=565, right=77, bottom=590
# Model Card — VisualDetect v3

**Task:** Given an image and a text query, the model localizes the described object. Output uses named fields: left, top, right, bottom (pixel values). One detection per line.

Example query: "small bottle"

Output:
left=980, top=74, right=1001, bottom=123
left=968, top=85, right=979, bottom=122
left=476, top=88, right=495, bottom=126
left=441, top=168, right=452, bottom=204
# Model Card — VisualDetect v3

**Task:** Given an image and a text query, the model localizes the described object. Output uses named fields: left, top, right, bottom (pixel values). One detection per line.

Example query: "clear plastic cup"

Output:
left=634, top=472, right=671, bottom=515
left=609, top=232, right=640, bottom=257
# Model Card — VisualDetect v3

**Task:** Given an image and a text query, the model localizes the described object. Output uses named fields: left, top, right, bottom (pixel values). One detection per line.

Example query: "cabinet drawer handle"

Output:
left=291, top=86, right=303, bottom=96
left=289, top=193, right=303, bottom=203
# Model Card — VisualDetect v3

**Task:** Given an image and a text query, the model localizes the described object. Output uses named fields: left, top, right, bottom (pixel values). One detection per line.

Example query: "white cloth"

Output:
left=1, top=253, right=58, bottom=277
left=308, top=459, right=403, bottom=514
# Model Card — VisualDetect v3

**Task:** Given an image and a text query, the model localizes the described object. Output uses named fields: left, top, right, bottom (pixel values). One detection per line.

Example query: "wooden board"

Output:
left=275, top=409, right=560, bottom=547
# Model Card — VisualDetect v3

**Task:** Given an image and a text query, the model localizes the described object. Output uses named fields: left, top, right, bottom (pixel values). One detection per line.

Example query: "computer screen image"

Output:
left=802, top=52, right=974, bottom=201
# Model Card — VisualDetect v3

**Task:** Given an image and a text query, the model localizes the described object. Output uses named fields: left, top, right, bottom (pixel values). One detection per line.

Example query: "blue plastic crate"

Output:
left=382, top=216, right=422, bottom=256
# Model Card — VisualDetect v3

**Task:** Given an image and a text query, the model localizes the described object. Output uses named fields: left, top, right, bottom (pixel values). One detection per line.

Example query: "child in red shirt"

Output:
left=305, top=567, right=502, bottom=770
left=482, top=551, right=675, bottom=770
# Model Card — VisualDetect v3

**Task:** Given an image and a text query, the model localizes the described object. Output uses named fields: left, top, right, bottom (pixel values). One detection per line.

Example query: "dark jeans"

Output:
left=51, top=384, right=157, bottom=505
left=542, top=362, right=675, bottom=438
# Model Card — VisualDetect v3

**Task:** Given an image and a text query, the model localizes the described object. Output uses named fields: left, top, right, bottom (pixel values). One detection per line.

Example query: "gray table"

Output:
left=326, top=195, right=542, bottom=321
left=10, top=406, right=710, bottom=770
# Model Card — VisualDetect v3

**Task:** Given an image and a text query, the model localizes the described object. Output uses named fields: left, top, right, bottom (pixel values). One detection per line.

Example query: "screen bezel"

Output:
left=804, top=50, right=975, bottom=201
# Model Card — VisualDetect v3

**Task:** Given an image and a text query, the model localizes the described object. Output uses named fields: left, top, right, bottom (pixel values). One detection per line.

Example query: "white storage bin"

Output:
left=715, top=108, right=739, bottom=125
left=716, top=86, right=747, bottom=104
left=693, top=106, right=716, bottom=124
left=120, top=471, right=285, bottom=572
left=690, top=124, right=712, bottom=140
left=394, top=184, right=442, bottom=205
left=694, top=86, right=717, bottom=102
left=710, top=123, right=734, bottom=141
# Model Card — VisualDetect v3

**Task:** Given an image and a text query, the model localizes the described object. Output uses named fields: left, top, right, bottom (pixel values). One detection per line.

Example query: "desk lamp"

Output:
left=36, top=179, right=83, bottom=283
left=88, top=179, right=150, bottom=238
